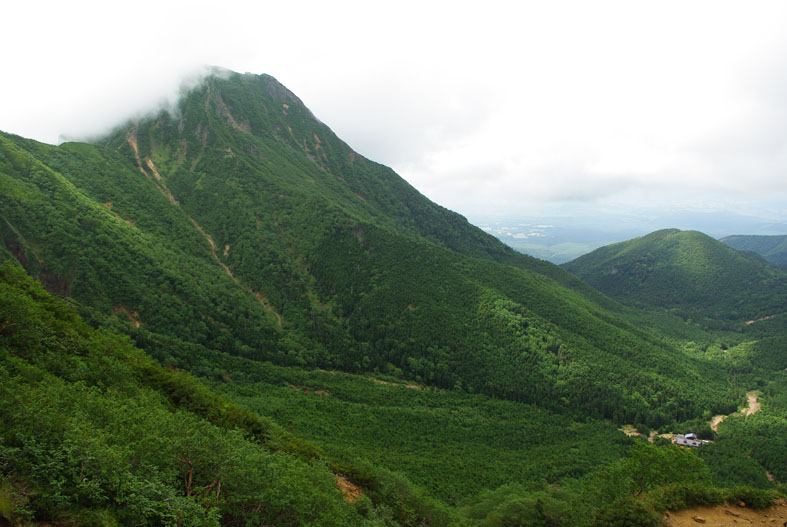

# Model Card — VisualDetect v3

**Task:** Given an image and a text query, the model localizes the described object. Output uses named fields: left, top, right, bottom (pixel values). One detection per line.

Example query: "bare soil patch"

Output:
left=664, top=500, right=787, bottom=526
left=746, top=314, right=775, bottom=325
left=744, top=391, right=761, bottom=416
left=113, top=306, right=141, bottom=328
left=710, top=414, right=727, bottom=432
left=619, top=425, right=641, bottom=437
left=335, top=474, right=362, bottom=502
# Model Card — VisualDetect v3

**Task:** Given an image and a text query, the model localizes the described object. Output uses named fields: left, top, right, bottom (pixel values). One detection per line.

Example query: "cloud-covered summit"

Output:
left=2, top=0, right=786, bottom=222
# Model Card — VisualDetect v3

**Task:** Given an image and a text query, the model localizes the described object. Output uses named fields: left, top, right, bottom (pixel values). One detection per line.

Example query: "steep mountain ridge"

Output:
left=0, top=71, right=741, bottom=425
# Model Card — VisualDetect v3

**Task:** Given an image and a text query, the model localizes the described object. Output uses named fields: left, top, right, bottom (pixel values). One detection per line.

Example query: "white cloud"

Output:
left=2, top=0, right=787, bottom=223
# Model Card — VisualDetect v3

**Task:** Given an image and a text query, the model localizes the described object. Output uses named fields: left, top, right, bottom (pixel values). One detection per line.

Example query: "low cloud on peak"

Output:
left=2, top=1, right=786, bottom=226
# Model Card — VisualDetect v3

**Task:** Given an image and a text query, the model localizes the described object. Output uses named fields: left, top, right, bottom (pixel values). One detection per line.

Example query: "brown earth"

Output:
left=664, top=500, right=787, bottom=526
left=619, top=424, right=641, bottom=437
left=746, top=314, right=775, bottom=326
left=710, top=390, right=760, bottom=431
left=743, top=391, right=761, bottom=416
left=335, top=474, right=362, bottom=502
left=710, top=414, right=728, bottom=432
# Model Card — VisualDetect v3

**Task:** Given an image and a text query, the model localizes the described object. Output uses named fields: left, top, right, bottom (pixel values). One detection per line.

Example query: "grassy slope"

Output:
left=203, top=356, right=631, bottom=504
left=0, top=131, right=287, bottom=359
left=1, top=260, right=781, bottom=527
left=0, top=133, right=739, bottom=428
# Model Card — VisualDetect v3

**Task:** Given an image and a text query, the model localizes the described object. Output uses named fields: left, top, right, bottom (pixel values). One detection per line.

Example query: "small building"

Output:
left=673, top=433, right=709, bottom=447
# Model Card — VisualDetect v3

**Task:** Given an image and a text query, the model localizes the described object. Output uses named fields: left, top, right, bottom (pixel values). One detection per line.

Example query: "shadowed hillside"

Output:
left=720, top=234, right=787, bottom=266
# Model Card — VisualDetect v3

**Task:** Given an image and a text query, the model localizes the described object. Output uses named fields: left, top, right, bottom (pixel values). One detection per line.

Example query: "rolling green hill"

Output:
left=562, top=229, right=787, bottom=327
left=720, top=234, right=787, bottom=266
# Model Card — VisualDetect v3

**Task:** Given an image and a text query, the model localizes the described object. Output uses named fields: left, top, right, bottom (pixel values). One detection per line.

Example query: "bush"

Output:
left=726, top=486, right=780, bottom=509
left=646, top=483, right=725, bottom=511
left=0, top=476, right=34, bottom=525
left=592, top=497, right=660, bottom=527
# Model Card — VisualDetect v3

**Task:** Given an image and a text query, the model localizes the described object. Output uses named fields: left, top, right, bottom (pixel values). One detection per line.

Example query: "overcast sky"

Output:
left=3, top=0, right=787, bottom=224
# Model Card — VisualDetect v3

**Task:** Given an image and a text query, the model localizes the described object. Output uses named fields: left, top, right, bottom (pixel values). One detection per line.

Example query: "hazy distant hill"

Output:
left=720, top=234, right=787, bottom=266
left=563, top=228, right=787, bottom=324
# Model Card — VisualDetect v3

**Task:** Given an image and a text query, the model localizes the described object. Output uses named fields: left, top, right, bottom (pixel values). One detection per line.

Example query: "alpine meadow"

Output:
left=0, top=70, right=784, bottom=526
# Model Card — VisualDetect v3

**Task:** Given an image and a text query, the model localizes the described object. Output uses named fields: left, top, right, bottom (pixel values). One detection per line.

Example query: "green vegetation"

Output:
left=0, top=74, right=745, bottom=428
left=0, top=263, right=386, bottom=526
left=721, top=234, right=787, bottom=266
left=1, top=69, right=785, bottom=525
left=204, top=360, right=631, bottom=503
left=4, top=259, right=780, bottom=526
left=563, top=228, right=787, bottom=329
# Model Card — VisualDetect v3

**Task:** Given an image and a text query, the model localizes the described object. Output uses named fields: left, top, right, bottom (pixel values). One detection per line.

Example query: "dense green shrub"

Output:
left=592, top=497, right=660, bottom=527
left=726, top=486, right=782, bottom=509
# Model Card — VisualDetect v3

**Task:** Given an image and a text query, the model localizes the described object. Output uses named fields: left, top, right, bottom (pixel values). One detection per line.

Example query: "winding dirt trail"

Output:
left=710, top=390, right=761, bottom=431
left=126, top=131, right=282, bottom=327
left=745, top=314, right=775, bottom=325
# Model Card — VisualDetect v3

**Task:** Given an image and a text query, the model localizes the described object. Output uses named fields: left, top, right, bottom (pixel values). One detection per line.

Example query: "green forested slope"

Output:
left=0, top=72, right=748, bottom=427
left=0, top=131, right=286, bottom=358
left=563, top=229, right=787, bottom=325
left=0, top=262, right=415, bottom=526
left=2, top=260, right=779, bottom=527
left=720, top=234, right=787, bottom=266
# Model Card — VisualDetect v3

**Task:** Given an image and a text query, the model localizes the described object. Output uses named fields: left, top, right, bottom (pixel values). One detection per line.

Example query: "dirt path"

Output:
left=126, top=131, right=282, bottom=327
left=745, top=314, right=775, bottom=325
left=619, top=425, right=640, bottom=437
left=664, top=500, right=787, bottom=526
left=710, top=390, right=760, bottom=431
